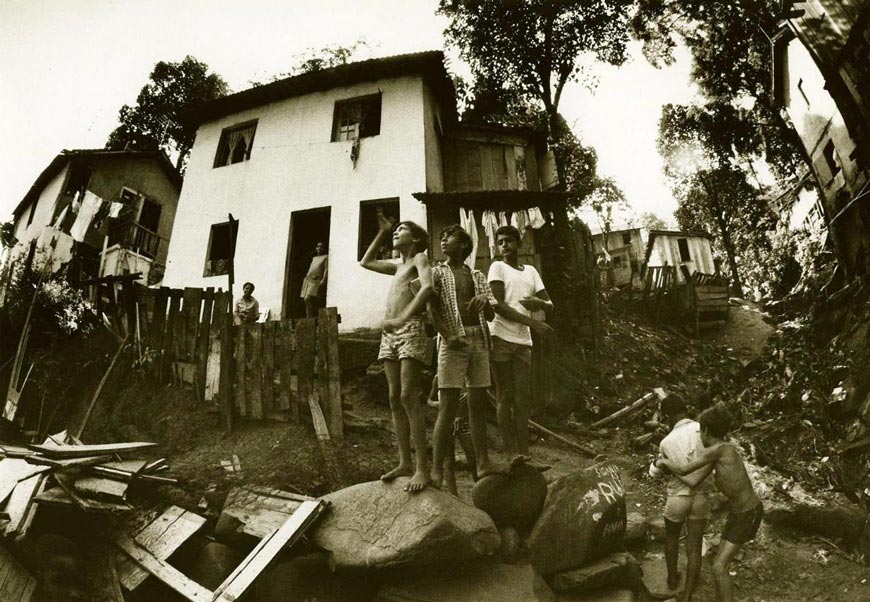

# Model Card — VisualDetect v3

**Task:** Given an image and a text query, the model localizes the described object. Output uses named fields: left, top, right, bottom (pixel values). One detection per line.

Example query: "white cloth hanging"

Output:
left=69, top=191, right=103, bottom=242
left=108, top=202, right=124, bottom=218
left=464, top=209, right=479, bottom=270
left=481, top=210, right=498, bottom=258
left=498, top=211, right=509, bottom=227
left=528, top=206, right=546, bottom=229
left=52, top=205, right=69, bottom=229
left=515, top=209, right=529, bottom=239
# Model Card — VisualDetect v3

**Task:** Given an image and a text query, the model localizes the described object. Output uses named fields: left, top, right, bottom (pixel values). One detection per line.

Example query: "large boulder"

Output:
left=375, top=560, right=554, bottom=602
left=311, top=479, right=501, bottom=569
left=254, top=553, right=377, bottom=602
left=528, top=463, right=627, bottom=576
left=472, top=462, right=548, bottom=532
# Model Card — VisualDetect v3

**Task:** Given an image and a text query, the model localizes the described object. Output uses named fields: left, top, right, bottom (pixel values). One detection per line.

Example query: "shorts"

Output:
left=437, top=326, right=490, bottom=389
left=664, top=493, right=712, bottom=523
left=489, top=336, right=532, bottom=364
left=722, top=502, right=763, bottom=545
left=378, top=316, right=429, bottom=364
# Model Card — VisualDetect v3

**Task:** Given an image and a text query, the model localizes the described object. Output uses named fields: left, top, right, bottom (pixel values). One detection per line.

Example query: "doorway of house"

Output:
left=284, top=207, right=331, bottom=319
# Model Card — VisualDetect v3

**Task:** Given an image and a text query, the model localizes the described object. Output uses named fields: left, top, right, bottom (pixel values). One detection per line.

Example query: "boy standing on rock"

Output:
left=651, top=394, right=714, bottom=601
left=429, top=225, right=508, bottom=493
left=657, top=405, right=764, bottom=602
left=360, top=210, right=434, bottom=493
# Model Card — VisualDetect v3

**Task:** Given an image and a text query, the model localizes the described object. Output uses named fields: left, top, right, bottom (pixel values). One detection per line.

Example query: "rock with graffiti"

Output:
left=526, top=463, right=627, bottom=576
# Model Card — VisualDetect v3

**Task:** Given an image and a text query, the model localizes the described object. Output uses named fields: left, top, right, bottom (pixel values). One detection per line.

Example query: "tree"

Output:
left=106, top=56, right=228, bottom=171
left=439, top=0, right=634, bottom=169
left=249, top=40, right=374, bottom=87
left=638, top=211, right=668, bottom=231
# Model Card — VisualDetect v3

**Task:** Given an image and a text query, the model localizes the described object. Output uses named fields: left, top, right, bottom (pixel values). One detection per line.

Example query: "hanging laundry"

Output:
left=528, top=206, right=546, bottom=229
left=52, top=205, right=69, bottom=229
left=71, top=190, right=82, bottom=214
left=69, top=191, right=103, bottom=242
left=498, top=211, right=509, bottom=227
left=515, top=209, right=529, bottom=239
left=464, top=209, right=479, bottom=270
left=481, top=210, right=498, bottom=258
left=108, top=202, right=124, bottom=218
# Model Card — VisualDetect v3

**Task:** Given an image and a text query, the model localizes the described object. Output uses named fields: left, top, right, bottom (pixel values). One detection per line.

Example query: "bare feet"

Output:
left=404, top=470, right=431, bottom=493
left=430, top=468, right=443, bottom=490
left=381, top=464, right=413, bottom=482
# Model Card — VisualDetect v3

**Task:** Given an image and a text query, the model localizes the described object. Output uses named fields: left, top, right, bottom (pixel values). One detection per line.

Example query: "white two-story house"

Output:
left=163, top=51, right=457, bottom=329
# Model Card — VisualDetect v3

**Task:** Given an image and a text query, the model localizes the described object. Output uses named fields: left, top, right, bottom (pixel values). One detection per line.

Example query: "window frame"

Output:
left=677, top=238, right=692, bottom=262
left=331, top=93, right=382, bottom=142
left=357, top=197, right=399, bottom=261
left=203, top=220, right=240, bottom=277
left=213, top=119, right=258, bottom=168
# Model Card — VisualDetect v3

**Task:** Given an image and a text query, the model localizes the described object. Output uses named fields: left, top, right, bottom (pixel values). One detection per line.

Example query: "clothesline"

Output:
left=459, top=206, right=548, bottom=260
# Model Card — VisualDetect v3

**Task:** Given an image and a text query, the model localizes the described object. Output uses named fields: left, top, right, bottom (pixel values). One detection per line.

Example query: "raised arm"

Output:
left=359, top=211, right=398, bottom=275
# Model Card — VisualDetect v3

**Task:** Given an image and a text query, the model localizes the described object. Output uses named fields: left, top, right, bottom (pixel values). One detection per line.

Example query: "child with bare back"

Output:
left=656, top=406, right=763, bottom=602
left=429, top=225, right=509, bottom=494
left=360, top=209, right=434, bottom=493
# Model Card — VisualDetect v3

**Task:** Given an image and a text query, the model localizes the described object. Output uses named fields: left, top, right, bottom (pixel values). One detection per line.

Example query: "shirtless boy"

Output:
left=360, top=210, right=434, bottom=492
left=429, top=225, right=508, bottom=493
left=657, top=406, right=763, bottom=602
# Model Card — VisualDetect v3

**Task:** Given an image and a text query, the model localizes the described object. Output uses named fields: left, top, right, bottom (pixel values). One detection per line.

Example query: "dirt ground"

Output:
left=85, top=302, right=868, bottom=601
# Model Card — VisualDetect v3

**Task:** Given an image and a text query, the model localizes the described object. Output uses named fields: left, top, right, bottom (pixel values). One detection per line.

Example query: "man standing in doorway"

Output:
left=488, top=225, right=553, bottom=456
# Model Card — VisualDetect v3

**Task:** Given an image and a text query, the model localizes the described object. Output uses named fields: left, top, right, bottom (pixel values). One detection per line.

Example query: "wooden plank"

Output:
left=211, top=500, right=326, bottom=602
left=33, top=487, right=76, bottom=507
left=0, top=446, right=36, bottom=458
left=26, top=454, right=114, bottom=468
left=54, top=473, right=133, bottom=514
left=115, top=535, right=213, bottom=602
left=275, top=321, right=293, bottom=413
left=151, top=287, right=169, bottom=354
left=121, top=279, right=137, bottom=340
left=247, top=325, right=263, bottom=419
left=119, top=505, right=206, bottom=591
left=295, top=318, right=316, bottom=426
left=15, top=474, right=48, bottom=542
left=182, top=288, right=201, bottom=362
left=221, top=486, right=308, bottom=540
left=321, top=308, right=343, bottom=439
left=236, top=325, right=247, bottom=417
left=261, top=321, right=276, bottom=415
left=197, top=287, right=215, bottom=400
left=0, top=459, right=45, bottom=505
left=100, top=459, right=148, bottom=474
left=74, top=477, right=129, bottom=501
left=164, top=290, right=182, bottom=365
left=29, top=442, right=156, bottom=458
left=4, top=474, right=43, bottom=537
left=0, top=544, right=36, bottom=602
left=316, top=316, right=329, bottom=429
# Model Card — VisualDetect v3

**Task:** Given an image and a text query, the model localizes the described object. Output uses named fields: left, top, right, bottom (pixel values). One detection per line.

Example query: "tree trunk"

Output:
left=717, top=221, right=743, bottom=294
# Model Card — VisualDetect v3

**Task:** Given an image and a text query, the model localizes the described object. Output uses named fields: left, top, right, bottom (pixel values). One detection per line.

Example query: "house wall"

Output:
left=162, top=75, right=433, bottom=331
left=591, top=229, right=646, bottom=262
left=11, top=166, right=68, bottom=256
left=782, top=35, right=870, bottom=277
left=442, top=129, right=538, bottom=192
left=647, top=235, right=714, bottom=284
left=422, top=81, right=445, bottom=194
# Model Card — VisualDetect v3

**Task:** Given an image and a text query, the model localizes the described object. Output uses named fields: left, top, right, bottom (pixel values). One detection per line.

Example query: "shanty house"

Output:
left=591, top=227, right=646, bottom=287
left=6, top=150, right=182, bottom=285
left=644, top=230, right=715, bottom=284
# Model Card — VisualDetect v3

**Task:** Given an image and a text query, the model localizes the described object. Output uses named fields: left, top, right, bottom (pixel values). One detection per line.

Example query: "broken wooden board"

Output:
left=211, top=500, right=326, bottom=602
left=33, top=487, right=77, bottom=507
left=0, top=446, right=37, bottom=458
left=3, top=473, right=45, bottom=537
left=0, top=541, right=37, bottom=602
left=116, top=505, right=207, bottom=592
left=115, top=535, right=212, bottom=602
left=26, top=454, right=114, bottom=468
left=221, top=486, right=312, bottom=540
left=74, top=477, right=129, bottom=501
left=54, top=473, right=133, bottom=514
left=90, top=466, right=178, bottom=485
left=28, top=441, right=157, bottom=458
left=14, top=475, right=48, bottom=542
left=0, top=459, right=48, bottom=506
left=100, top=459, right=148, bottom=474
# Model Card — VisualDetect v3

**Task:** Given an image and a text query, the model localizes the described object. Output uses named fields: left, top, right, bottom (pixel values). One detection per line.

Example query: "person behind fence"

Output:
left=656, top=405, right=764, bottom=602
left=429, top=224, right=509, bottom=493
left=360, top=208, right=434, bottom=493
left=233, top=282, right=260, bottom=325
left=487, top=225, right=554, bottom=457
left=650, top=394, right=714, bottom=601
left=300, top=241, right=328, bottom=318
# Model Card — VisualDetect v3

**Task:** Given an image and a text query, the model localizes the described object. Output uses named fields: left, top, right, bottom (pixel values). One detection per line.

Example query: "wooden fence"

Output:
left=98, top=283, right=342, bottom=437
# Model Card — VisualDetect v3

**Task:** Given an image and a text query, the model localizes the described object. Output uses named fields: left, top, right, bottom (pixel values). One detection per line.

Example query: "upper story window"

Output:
left=214, top=120, right=257, bottom=168
left=332, top=94, right=382, bottom=142
left=204, top=220, right=239, bottom=276
left=621, top=232, right=631, bottom=245
left=822, top=140, right=840, bottom=179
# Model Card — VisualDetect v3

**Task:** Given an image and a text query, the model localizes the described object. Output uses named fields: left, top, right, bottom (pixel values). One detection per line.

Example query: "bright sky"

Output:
left=0, top=0, right=695, bottom=227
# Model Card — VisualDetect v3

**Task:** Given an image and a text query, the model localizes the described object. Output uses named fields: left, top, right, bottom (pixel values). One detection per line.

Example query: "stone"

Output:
left=499, top=526, right=524, bottom=563
left=549, top=552, right=639, bottom=592
left=472, top=462, right=548, bottom=532
left=311, top=479, right=501, bottom=569
left=765, top=503, right=870, bottom=558
left=254, top=553, right=376, bottom=602
left=557, top=588, right=636, bottom=602
left=623, top=512, right=647, bottom=545
left=375, top=560, right=549, bottom=602
left=188, top=542, right=243, bottom=589
left=528, top=463, right=627, bottom=576
left=639, top=556, right=684, bottom=599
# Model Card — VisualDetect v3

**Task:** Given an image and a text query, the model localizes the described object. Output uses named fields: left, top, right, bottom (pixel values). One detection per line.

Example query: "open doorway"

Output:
left=284, top=207, right=331, bottom=319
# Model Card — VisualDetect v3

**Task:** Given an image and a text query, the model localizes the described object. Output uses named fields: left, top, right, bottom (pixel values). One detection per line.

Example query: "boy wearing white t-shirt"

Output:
left=487, top=225, right=554, bottom=455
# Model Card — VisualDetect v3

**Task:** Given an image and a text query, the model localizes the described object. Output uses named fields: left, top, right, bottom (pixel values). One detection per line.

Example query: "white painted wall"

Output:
left=162, top=75, right=437, bottom=330
left=647, top=235, right=715, bottom=283
left=10, top=167, right=70, bottom=267
left=102, top=246, right=153, bottom=282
